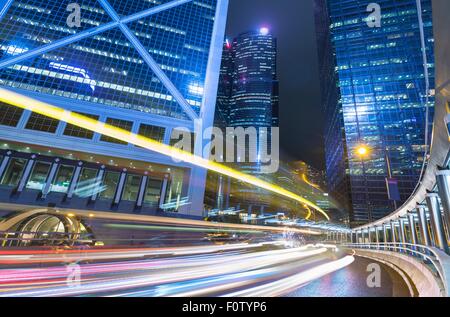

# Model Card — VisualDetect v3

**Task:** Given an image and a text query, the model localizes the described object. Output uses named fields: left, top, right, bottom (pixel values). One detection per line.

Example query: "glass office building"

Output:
left=326, top=0, right=434, bottom=224
left=210, top=28, right=279, bottom=215
left=0, top=0, right=229, bottom=217
left=314, top=0, right=352, bottom=224
left=228, top=29, right=278, bottom=130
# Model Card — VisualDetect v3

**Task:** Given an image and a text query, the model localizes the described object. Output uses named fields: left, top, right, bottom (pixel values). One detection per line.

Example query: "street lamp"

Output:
left=355, top=144, right=400, bottom=210
left=356, top=145, right=370, bottom=157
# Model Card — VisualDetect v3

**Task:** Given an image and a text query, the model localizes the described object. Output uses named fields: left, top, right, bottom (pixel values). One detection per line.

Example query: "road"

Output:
left=0, top=242, right=409, bottom=297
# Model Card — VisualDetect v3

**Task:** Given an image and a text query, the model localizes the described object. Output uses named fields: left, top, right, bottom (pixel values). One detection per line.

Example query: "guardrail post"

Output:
left=436, top=169, right=450, bottom=243
left=383, top=224, right=388, bottom=251
left=426, top=193, right=449, bottom=254
left=391, top=221, right=397, bottom=251
left=399, top=218, right=407, bottom=253
left=417, top=206, right=432, bottom=247
left=408, top=213, right=418, bottom=246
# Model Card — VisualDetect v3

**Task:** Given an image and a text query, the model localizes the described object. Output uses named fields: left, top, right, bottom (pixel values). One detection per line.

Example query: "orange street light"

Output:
left=356, top=145, right=370, bottom=157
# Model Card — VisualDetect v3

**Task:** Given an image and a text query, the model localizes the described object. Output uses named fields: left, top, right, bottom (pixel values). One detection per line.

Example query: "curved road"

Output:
left=0, top=243, right=409, bottom=297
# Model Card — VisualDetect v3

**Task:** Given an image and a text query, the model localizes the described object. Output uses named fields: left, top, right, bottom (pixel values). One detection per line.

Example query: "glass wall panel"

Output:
left=99, top=171, right=120, bottom=200
left=26, top=161, right=51, bottom=190
left=122, top=175, right=142, bottom=201
left=144, top=179, right=163, bottom=205
left=50, top=165, right=74, bottom=193
left=74, top=168, right=99, bottom=198
left=0, top=158, right=27, bottom=187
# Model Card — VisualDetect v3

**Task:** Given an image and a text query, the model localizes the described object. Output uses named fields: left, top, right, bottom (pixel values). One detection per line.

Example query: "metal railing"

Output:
left=344, top=242, right=449, bottom=296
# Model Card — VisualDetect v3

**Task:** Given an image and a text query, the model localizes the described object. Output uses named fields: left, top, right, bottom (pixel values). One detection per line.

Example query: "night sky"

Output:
left=226, top=0, right=325, bottom=170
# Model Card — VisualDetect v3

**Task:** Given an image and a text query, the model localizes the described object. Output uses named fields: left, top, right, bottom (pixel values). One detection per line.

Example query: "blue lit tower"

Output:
left=229, top=27, right=278, bottom=131
left=215, top=27, right=278, bottom=215
left=326, top=0, right=434, bottom=224
left=0, top=0, right=229, bottom=217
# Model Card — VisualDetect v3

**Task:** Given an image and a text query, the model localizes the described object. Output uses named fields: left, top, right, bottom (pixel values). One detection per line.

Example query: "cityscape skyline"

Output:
left=0, top=0, right=450, bottom=300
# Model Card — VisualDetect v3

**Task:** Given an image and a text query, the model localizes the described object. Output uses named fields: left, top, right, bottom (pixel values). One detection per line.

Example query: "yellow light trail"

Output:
left=301, top=173, right=321, bottom=190
left=303, top=204, right=312, bottom=221
left=0, top=87, right=330, bottom=220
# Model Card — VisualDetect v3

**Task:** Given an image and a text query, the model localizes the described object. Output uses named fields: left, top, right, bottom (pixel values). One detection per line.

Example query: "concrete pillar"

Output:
left=136, top=174, right=149, bottom=208
left=375, top=227, right=380, bottom=243
left=368, top=228, right=372, bottom=243
left=436, top=170, right=450, bottom=241
left=17, top=155, right=36, bottom=193
left=113, top=169, right=127, bottom=205
left=90, top=166, right=105, bottom=202
left=417, top=206, right=432, bottom=247
left=426, top=193, right=449, bottom=253
left=0, top=151, right=12, bottom=180
left=159, top=174, right=169, bottom=208
left=408, top=213, right=418, bottom=245
left=66, top=162, right=83, bottom=199
left=41, top=159, right=60, bottom=199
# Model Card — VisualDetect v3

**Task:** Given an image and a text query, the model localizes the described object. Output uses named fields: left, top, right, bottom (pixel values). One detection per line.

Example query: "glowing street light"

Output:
left=356, top=145, right=370, bottom=157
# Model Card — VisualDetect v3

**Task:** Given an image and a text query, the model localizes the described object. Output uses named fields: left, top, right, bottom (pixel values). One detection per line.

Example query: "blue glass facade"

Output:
left=228, top=30, right=278, bottom=129
left=0, top=0, right=229, bottom=216
left=314, top=0, right=351, bottom=224
left=327, top=0, right=434, bottom=224
left=0, top=0, right=220, bottom=119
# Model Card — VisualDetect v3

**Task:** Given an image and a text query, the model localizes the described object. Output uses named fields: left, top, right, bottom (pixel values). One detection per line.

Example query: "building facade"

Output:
left=208, top=27, right=279, bottom=215
left=314, top=0, right=352, bottom=224
left=326, top=0, right=434, bottom=224
left=0, top=0, right=229, bottom=217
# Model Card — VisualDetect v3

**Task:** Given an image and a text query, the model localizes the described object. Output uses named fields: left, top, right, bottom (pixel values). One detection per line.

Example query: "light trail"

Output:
left=222, top=255, right=355, bottom=297
left=0, top=87, right=329, bottom=221
left=0, top=245, right=333, bottom=297
left=302, top=173, right=321, bottom=190
left=0, top=241, right=285, bottom=265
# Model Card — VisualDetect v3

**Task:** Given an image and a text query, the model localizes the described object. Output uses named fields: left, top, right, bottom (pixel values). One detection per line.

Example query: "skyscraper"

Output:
left=314, top=0, right=352, bottom=223
left=228, top=28, right=278, bottom=131
left=326, top=0, right=434, bottom=224
left=0, top=0, right=229, bottom=217
left=211, top=27, right=279, bottom=215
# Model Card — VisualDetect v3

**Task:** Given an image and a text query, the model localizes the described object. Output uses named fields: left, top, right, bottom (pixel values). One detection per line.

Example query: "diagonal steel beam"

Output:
left=0, top=0, right=14, bottom=22
left=98, top=0, right=198, bottom=120
left=0, top=0, right=193, bottom=70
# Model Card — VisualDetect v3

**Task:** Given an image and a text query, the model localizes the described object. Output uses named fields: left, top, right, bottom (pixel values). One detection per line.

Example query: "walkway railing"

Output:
left=344, top=242, right=450, bottom=296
